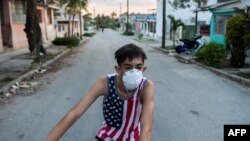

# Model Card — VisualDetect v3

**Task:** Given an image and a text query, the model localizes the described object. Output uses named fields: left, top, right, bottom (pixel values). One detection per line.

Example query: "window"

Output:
left=37, top=9, right=43, bottom=23
left=58, top=24, right=61, bottom=32
left=215, top=15, right=231, bottom=35
left=47, top=8, right=53, bottom=24
left=12, top=0, right=26, bottom=23
left=75, top=21, right=77, bottom=28
left=148, top=22, right=156, bottom=33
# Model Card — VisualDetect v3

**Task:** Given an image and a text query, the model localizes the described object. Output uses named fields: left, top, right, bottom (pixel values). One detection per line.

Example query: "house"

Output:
left=130, top=13, right=157, bottom=37
left=118, top=12, right=157, bottom=37
left=38, top=0, right=59, bottom=41
left=0, top=0, right=59, bottom=53
left=208, top=0, right=249, bottom=45
left=156, top=0, right=172, bottom=38
left=55, top=7, right=82, bottom=37
left=118, top=12, right=132, bottom=31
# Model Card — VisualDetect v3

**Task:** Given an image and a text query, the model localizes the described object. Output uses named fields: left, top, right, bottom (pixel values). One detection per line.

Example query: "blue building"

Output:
left=208, top=0, right=248, bottom=45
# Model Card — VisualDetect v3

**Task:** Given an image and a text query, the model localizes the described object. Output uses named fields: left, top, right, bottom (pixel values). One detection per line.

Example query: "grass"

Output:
left=236, top=72, right=250, bottom=79
left=83, top=32, right=96, bottom=37
left=0, top=77, right=14, bottom=83
left=33, top=53, right=56, bottom=63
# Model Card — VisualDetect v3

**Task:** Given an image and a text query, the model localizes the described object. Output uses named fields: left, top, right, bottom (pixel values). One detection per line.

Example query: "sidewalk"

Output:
left=0, top=41, right=71, bottom=98
left=0, top=41, right=52, bottom=63
left=132, top=34, right=250, bottom=87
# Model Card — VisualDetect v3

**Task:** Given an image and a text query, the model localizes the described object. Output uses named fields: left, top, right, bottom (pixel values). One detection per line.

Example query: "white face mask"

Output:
left=122, top=68, right=143, bottom=91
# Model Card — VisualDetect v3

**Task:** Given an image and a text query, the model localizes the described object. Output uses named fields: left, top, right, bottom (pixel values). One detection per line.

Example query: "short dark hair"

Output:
left=115, top=43, right=147, bottom=66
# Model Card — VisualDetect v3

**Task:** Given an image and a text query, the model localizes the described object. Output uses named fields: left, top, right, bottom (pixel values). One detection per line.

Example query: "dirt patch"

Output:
left=0, top=48, right=79, bottom=104
left=0, top=72, right=26, bottom=88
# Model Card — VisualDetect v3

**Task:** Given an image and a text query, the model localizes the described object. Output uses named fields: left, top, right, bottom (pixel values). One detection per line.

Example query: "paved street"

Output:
left=0, top=29, right=250, bottom=141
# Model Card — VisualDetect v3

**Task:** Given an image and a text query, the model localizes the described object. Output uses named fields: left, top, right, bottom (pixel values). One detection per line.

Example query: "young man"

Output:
left=45, top=44, right=155, bottom=141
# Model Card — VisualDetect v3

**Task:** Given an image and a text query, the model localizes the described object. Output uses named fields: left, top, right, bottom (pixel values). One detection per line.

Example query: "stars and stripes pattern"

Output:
left=96, top=74, right=146, bottom=141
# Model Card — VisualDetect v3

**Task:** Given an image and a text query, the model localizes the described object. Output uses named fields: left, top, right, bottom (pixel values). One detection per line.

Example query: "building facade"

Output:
left=156, top=0, right=172, bottom=38
left=0, top=0, right=59, bottom=53
left=209, top=0, right=248, bottom=45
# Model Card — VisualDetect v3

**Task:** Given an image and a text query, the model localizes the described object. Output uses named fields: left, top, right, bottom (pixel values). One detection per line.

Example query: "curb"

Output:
left=0, top=38, right=89, bottom=95
left=0, top=49, right=71, bottom=95
left=176, top=55, right=250, bottom=88
left=154, top=46, right=250, bottom=88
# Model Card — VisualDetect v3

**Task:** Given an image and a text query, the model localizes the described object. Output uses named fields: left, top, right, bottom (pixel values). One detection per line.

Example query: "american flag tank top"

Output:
left=96, top=74, right=147, bottom=141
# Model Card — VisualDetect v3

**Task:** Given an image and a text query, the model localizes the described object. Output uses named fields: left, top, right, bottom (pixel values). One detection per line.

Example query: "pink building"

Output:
left=0, top=0, right=59, bottom=53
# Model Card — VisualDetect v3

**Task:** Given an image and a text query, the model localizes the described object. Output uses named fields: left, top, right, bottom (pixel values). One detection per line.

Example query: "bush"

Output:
left=226, top=15, right=248, bottom=68
left=138, top=33, right=143, bottom=40
left=83, top=32, right=96, bottom=37
left=52, top=36, right=80, bottom=47
left=195, top=42, right=227, bottom=68
left=123, top=31, right=134, bottom=36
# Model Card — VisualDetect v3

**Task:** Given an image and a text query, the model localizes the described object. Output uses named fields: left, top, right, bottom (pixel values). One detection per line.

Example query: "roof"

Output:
left=207, top=0, right=241, bottom=10
left=194, top=0, right=241, bottom=12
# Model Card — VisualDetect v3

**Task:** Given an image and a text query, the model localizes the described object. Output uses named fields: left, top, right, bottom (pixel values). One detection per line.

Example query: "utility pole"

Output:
left=120, top=2, right=122, bottom=16
left=93, top=7, right=95, bottom=19
left=126, top=0, right=129, bottom=33
left=195, top=10, right=198, bottom=35
left=162, top=0, right=166, bottom=48
left=79, top=1, right=82, bottom=39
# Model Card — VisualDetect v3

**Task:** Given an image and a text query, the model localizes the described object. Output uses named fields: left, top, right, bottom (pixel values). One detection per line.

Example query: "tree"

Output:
left=169, top=0, right=208, bottom=34
left=24, top=0, right=47, bottom=57
left=168, top=15, right=184, bottom=47
left=111, top=11, right=117, bottom=20
left=169, top=0, right=208, bottom=9
left=60, top=0, right=88, bottom=37
left=226, top=15, right=248, bottom=68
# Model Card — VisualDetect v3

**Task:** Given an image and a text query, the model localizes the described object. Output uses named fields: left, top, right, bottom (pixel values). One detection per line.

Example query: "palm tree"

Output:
left=111, top=11, right=117, bottom=20
left=168, top=15, right=184, bottom=47
left=60, top=0, right=88, bottom=37
left=170, top=0, right=208, bottom=34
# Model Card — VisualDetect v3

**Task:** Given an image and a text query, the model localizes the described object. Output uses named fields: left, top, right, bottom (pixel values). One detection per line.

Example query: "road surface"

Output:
left=0, top=29, right=250, bottom=141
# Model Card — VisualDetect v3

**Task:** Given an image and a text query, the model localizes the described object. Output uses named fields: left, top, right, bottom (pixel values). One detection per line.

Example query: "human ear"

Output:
left=115, top=65, right=122, bottom=74
left=142, top=66, right=147, bottom=72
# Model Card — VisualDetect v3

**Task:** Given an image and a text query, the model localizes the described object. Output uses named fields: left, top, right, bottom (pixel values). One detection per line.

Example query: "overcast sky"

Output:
left=87, top=0, right=217, bottom=21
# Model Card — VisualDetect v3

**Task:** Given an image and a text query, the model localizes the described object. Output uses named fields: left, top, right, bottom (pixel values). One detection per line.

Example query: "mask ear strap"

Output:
left=136, top=79, right=144, bottom=97
left=138, top=78, right=147, bottom=99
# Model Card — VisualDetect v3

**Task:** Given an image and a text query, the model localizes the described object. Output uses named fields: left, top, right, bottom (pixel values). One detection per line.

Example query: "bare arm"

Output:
left=45, top=76, right=107, bottom=141
left=139, top=80, right=155, bottom=141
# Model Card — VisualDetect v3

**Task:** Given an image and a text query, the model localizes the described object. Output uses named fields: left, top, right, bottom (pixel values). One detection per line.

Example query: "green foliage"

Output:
left=95, top=14, right=117, bottom=29
left=52, top=36, right=80, bottom=47
left=125, top=22, right=132, bottom=31
left=237, top=72, right=250, bottom=79
left=0, top=77, right=14, bottom=83
left=123, top=31, right=134, bottom=36
left=226, top=15, right=248, bottom=68
left=138, top=33, right=144, bottom=40
left=83, top=32, right=96, bottom=37
left=195, top=42, right=227, bottom=68
left=169, top=0, right=208, bottom=9
left=168, top=15, right=184, bottom=47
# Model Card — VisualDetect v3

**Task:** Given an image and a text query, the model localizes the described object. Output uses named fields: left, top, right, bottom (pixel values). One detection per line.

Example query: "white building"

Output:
left=156, top=0, right=217, bottom=38
left=156, top=0, right=173, bottom=38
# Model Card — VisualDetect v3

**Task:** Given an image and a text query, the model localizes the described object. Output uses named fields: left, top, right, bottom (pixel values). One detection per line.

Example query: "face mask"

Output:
left=122, top=68, right=143, bottom=92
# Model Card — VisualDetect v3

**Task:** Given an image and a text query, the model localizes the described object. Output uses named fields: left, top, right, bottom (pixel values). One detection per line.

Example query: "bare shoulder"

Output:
left=93, top=76, right=108, bottom=96
left=141, top=79, right=155, bottom=101
left=144, top=79, right=154, bottom=90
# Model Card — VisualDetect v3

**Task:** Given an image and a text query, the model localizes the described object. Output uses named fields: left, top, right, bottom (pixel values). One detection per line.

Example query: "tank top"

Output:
left=96, top=74, right=147, bottom=141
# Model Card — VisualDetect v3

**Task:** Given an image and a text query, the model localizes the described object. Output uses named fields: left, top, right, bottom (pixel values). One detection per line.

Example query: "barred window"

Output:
left=148, top=22, right=156, bottom=33
left=58, top=24, right=61, bottom=32
left=12, top=0, right=26, bottom=23
left=37, top=9, right=43, bottom=23
left=215, top=15, right=231, bottom=35
left=47, top=8, right=53, bottom=24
